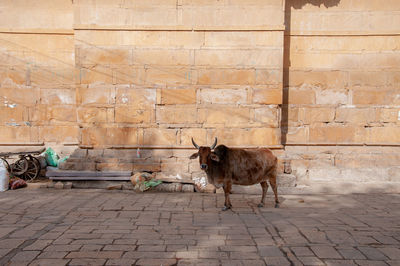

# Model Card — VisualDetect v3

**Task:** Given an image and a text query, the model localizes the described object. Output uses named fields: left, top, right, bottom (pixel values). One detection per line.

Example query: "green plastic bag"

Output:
left=45, top=147, right=59, bottom=167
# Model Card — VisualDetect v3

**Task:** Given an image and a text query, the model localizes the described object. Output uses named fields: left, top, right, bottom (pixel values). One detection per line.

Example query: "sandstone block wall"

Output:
left=74, top=0, right=284, bottom=148
left=1, top=0, right=400, bottom=186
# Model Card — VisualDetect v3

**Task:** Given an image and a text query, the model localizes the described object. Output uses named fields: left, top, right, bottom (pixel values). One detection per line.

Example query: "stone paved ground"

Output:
left=0, top=189, right=399, bottom=266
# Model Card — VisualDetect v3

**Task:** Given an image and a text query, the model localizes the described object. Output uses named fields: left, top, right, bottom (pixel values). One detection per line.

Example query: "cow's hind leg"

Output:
left=269, top=175, right=279, bottom=208
left=258, top=181, right=269, bottom=207
left=222, top=181, right=232, bottom=211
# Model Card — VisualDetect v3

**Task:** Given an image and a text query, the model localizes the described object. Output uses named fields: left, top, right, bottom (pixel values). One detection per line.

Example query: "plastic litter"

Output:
left=0, top=161, right=9, bottom=192
left=44, top=147, right=59, bottom=167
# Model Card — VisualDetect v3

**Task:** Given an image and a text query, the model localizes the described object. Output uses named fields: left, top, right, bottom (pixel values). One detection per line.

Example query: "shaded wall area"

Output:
left=282, top=0, right=400, bottom=184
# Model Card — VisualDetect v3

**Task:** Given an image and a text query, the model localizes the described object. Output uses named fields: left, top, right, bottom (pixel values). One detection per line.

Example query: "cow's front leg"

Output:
left=222, top=181, right=232, bottom=211
left=258, top=181, right=269, bottom=207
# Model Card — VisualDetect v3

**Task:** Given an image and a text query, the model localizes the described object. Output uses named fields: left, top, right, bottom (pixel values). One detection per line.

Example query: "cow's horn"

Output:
left=191, top=138, right=200, bottom=149
left=210, top=137, right=217, bottom=149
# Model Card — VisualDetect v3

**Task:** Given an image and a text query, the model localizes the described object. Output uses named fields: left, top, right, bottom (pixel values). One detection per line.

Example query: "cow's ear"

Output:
left=210, top=153, right=220, bottom=162
left=189, top=152, right=199, bottom=159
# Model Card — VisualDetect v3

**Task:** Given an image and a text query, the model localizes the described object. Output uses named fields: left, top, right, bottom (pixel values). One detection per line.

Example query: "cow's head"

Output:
left=189, top=137, right=219, bottom=171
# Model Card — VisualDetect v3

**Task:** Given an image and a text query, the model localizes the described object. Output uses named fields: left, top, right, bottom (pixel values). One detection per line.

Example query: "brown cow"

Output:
left=190, top=138, right=279, bottom=211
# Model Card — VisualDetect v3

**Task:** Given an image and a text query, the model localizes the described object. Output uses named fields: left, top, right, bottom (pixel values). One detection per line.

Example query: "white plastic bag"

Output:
left=0, top=161, right=10, bottom=192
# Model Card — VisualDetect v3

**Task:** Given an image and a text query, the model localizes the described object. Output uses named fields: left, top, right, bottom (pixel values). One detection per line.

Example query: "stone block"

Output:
left=161, top=88, right=196, bottom=105
left=198, top=107, right=251, bottom=126
left=255, top=69, right=282, bottom=85
left=199, top=88, right=247, bottom=104
left=145, top=68, right=194, bottom=85
left=198, top=69, right=255, bottom=85
left=300, top=107, right=335, bottom=124
left=349, top=71, right=387, bottom=86
left=379, top=108, right=400, bottom=123
left=133, top=49, right=193, bottom=66
left=388, top=167, right=400, bottom=182
left=182, top=184, right=194, bottom=192
left=182, top=6, right=284, bottom=27
left=156, top=106, right=197, bottom=124
left=309, top=125, right=362, bottom=143
left=154, top=183, right=182, bottom=192
left=205, top=31, right=282, bottom=48
left=286, top=127, right=309, bottom=143
left=39, top=126, right=79, bottom=143
left=79, top=66, right=113, bottom=84
left=114, top=67, right=146, bottom=85
left=0, top=87, right=40, bottom=107
left=77, top=107, right=108, bottom=124
left=195, top=49, right=281, bottom=67
left=77, top=86, right=115, bottom=105
left=115, top=87, right=156, bottom=108
left=115, top=107, right=153, bottom=124
left=81, top=127, right=138, bottom=146
left=209, top=128, right=280, bottom=146
left=126, top=31, right=204, bottom=48
left=367, top=126, right=400, bottom=144
left=288, top=88, right=315, bottom=105
left=252, top=89, right=282, bottom=104
left=40, top=89, right=76, bottom=105
left=352, top=89, right=390, bottom=105
left=78, top=48, right=131, bottom=66
left=289, top=70, right=348, bottom=87
left=180, top=128, right=207, bottom=146
left=142, top=128, right=178, bottom=146
left=45, top=105, right=77, bottom=123
left=335, top=108, right=377, bottom=124
left=316, top=89, right=349, bottom=105
left=54, top=182, right=64, bottom=189
left=254, top=107, right=279, bottom=127
left=30, top=67, right=75, bottom=87
left=0, top=106, right=25, bottom=123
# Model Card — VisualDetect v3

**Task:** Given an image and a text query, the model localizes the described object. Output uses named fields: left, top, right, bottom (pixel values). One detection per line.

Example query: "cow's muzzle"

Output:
left=200, top=164, right=208, bottom=170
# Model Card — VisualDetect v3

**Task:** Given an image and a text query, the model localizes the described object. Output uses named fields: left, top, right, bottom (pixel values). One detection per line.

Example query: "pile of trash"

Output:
left=130, top=172, right=162, bottom=192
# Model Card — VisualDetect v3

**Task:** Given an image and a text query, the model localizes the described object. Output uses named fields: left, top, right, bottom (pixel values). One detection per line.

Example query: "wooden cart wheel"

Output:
left=23, top=156, right=41, bottom=181
left=11, top=156, right=28, bottom=176
left=0, top=158, right=10, bottom=172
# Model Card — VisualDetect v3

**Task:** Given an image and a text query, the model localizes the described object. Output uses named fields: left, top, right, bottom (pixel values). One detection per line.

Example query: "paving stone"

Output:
left=66, top=251, right=123, bottom=259
left=298, top=256, right=325, bottom=265
left=311, top=245, right=343, bottom=259
left=69, top=258, right=107, bottom=265
left=23, top=240, right=53, bottom=251
left=105, top=258, right=138, bottom=265
left=291, top=246, right=314, bottom=257
left=358, top=247, right=388, bottom=260
left=177, top=259, right=220, bottom=265
left=10, top=251, right=40, bottom=262
left=257, top=245, right=284, bottom=257
left=135, top=258, right=177, bottom=265
left=378, top=247, right=400, bottom=260
left=325, top=259, right=358, bottom=266
left=37, top=251, right=68, bottom=259
left=354, top=260, right=389, bottom=266
left=29, top=258, right=70, bottom=266
left=44, top=244, right=82, bottom=252
left=264, top=256, right=291, bottom=265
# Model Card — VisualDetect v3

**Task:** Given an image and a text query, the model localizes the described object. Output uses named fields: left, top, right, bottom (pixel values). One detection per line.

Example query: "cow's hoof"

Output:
left=275, top=203, right=280, bottom=208
left=257, top=203, right=264, bottom=208
left=222, top=206, right=231, bottom=211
